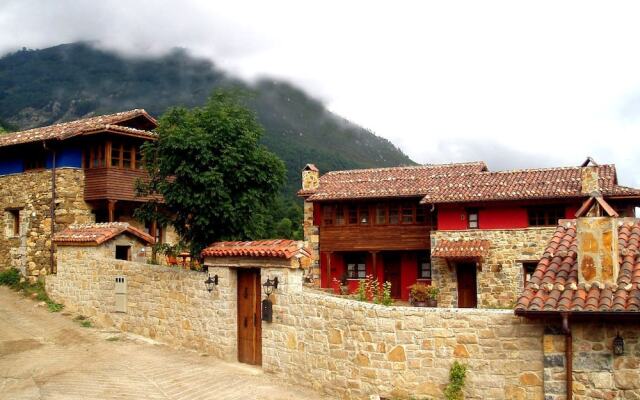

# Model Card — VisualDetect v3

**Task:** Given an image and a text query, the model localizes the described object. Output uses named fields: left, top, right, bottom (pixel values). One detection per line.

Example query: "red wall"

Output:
left=438, top=207, right=467, bottom=230
left=478, top=207, right=528, bottom=229
left=438, top=204, right=579, bottom=230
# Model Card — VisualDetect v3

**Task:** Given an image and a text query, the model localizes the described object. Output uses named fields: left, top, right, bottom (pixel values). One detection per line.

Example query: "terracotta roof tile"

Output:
left=515, top=219, right=640, bottom=314
left=201, top=240, right=311, bottom=260
left=304, top=162, right=488, bottom=201
left=53, top=222, right=154, bottom=246
left=0, top=109, right=157, bottom=148
left=432, top=240, right=490, bottom=259
left=421, top=164, right=640, bottom=204
left=304, top=162, right=640, bottom=203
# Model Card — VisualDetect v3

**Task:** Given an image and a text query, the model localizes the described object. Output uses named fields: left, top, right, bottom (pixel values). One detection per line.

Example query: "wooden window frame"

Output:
left=115, top=245, right=132, bottom=261
left=522, top=261, right=538, bottom=285
left=321, top=201, right=432, bottom=227
left=345, top=253, right=367, bottom=279
left=417, top=252, right=432, bottom=279
left=527, top=206, right=565, bottom=227
left=6, top=209, right=20, bottom=237
left=467, top=208, right=479, bottom=229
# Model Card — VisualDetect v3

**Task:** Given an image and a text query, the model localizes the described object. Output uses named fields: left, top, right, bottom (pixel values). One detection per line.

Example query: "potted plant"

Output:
left=409, top=283, right=439, bottom=307
left=154, top=243, right=184, bottom=266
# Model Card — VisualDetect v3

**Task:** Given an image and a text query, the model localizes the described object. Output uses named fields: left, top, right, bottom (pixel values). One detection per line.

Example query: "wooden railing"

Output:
left=84, top=167, right=150, bottom=202
left=319, top=225, right=431, bottom=252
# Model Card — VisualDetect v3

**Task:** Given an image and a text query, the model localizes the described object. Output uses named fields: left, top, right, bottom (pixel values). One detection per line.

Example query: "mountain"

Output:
left=0, top=43, right=415, bottom=197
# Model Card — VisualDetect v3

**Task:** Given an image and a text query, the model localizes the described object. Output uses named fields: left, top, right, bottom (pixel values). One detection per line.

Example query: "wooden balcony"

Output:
left=319, top=225, right=431, bottom=252
left=84, top=167, right=150, bottom=202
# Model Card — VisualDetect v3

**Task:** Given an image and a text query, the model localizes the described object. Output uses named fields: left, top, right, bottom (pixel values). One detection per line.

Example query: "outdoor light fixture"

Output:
left=263, top=277, right=279, bottom=296
left=613, top=332, right=624, bottom=356
left=204, top=274, right=218, bottom=292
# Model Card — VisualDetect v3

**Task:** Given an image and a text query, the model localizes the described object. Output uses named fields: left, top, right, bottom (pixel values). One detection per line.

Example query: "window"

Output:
left=85, top=143, right=106, bottom=168
left=5, top=209, right=20, bottom=237
left=401, top=202, right=414, bottom=224
left=418, top=252, right=432, bottom=279
left=145, top=221, right=164, bottom=244
left=122, top=146, right=132, bottom=169
left=322, top=205, right=334, bottom=225
left=523, top=262, right=537, bottom=285
left=345, top=253, right=366, bottom=279
left=335, top=204, right=345, bottom=225
left=416, top=206, right=426, bottom=224
left=348, top=205, right=358, bottom=224
left=111, top=143, right=122, bottom=167
left=115, top=245, right=131, bottom=261
left=467, top=209, right=479, bottom=229
left=24, top=152, right=46, bottom=171
left=135, top=145, right=144, bottom=169
left=528, top=206, right=565, bottom=226
left=375, top=203, right=386, bottom=224
left=389, top=204, right=399, bottom=224
left=359, top=205, right=370, bottom=225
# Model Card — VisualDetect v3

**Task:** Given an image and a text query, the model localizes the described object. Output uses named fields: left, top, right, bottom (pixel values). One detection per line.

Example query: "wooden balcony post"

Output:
left=107, top=200, right=117, bottom=222
left=326, top=251, right=333, bottom=288
left=371, top=251, right=379, bottom=278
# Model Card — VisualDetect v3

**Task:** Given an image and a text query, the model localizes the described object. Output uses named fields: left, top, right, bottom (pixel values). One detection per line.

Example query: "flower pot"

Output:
left=411, top=301, right=429, bottom=307
left=427, top=299, right=438, bottom=307
left=166, top=255, right=178, bottom=265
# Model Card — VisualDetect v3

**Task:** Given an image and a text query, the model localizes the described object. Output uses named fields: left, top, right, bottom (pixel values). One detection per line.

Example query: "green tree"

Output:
left=136, top=90, right=286, bottom=256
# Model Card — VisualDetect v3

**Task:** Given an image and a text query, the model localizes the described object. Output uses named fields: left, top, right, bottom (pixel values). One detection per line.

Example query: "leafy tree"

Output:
left=136, top=90, right=286, bottom=256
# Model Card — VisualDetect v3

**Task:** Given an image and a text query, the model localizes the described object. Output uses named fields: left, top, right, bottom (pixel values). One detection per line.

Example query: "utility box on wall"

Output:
left=115, top=276, right=127, bottom=313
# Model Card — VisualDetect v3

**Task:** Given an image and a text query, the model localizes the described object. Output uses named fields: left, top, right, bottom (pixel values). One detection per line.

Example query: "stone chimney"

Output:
left=576, top=216, right=619, bottom=285
left=300, top=164, right=320, bottom=285
left=302, top=164, right=319, bottom=192
left=580, top=165, right=600, bottom=196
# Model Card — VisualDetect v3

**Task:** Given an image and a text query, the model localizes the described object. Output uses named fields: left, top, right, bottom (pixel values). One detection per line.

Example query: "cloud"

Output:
left=1, top=0, right=640, bottom=187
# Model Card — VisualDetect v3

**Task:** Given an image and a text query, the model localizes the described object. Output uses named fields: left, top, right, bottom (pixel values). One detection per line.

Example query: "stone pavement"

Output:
left=0, top=286, right=330, bottom=400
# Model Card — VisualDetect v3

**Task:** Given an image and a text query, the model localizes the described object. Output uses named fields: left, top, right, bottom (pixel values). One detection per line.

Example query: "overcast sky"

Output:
left=1, top=1, right=639, bottom=185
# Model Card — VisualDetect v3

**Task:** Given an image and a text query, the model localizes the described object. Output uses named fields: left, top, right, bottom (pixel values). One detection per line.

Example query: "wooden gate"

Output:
left=237, top=268, right=262, bottom=365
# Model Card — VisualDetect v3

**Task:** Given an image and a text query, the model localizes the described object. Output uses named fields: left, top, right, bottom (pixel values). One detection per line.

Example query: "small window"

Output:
left=389, top=204, right=399, bottom=224
left=24, top=156, right=46, bottom=170
left=111, top=143, right=122, bottom=167
left=416, top=206, right=426, bottom=224
left=375, top=203, right=386, bottom=224
left=528, top=206, right=565, bottom=227
left=122, top=146, right=132, bottom=169
left=115, top=245, right=131, bottom=261
left=5, top=209, right=20, bottom=237
left=467, top=209, right=479, bottom=229
left=135, top=145, right=144, bottom=169
left=418, top=252, right=432, bottom=279
left=335, top=204, right=345, bottom=225
left=401, top=202, right=414, bottom=224
left=345, top=253, right=366, bottom=279
left=348, top=205, right=358, bottom=224
left=322, top=205, right=334, bottom=226
left=523, top=262, right=537, bottom=285
left=359, top=205, right=370, bottom=225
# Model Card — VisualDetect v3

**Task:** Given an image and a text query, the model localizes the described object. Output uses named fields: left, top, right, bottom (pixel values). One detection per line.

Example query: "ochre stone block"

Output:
left=387, top=345, right=406, bottom=362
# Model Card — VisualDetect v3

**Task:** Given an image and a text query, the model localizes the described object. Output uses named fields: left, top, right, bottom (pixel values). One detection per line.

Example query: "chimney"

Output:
left=302, top=164, right=319, bottom=192
left=576, top=215, right=619, bottom=285
left=580, top=164, right=600, bottom=197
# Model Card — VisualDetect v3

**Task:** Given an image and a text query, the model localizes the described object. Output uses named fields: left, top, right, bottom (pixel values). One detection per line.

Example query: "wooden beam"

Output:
left=107, top=200, right=117, bottom=222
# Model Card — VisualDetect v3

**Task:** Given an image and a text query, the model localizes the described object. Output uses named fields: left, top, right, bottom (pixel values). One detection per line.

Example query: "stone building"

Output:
left=0, top=110, right=169, bottom=280
left=299, top=159, right=640, bottom=307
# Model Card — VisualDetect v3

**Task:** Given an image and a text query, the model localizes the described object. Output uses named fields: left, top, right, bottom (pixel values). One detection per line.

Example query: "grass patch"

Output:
left=106, top=336, right=120, bottom=342
left=80, top=320, right=92, bottom=328
left=0, top=268, right=64, bottom=313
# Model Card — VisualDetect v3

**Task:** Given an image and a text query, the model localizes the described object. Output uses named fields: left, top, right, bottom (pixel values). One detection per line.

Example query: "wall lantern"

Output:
left=613, top=332, right=624, bottom=356
left=204, top=274, right=218, bottom=292
left=263, top=277, right=279, bottom=296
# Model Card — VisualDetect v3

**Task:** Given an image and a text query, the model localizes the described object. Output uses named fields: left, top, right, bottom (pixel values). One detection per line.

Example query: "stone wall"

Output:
left=432, top=227, right=556, bottom=308
left=264, top=279, right=546, bottom=400
left=303, top=200, right=320, bottom=284
left=46, top=245, right=238, bottom=360
left=0, top=168, right=94, bottom=279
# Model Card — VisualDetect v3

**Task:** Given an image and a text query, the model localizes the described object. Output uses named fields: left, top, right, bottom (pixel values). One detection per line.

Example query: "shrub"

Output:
left=444, top=361, right=467, bottom=400
left=409, top=283, right=439, bottom=303
left=0, top=268, right=21, bottom=287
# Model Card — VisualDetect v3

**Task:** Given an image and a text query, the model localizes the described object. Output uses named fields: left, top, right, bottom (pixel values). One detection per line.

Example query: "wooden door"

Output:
left=456, top=264, right=477, bottom=308
left=383, top=253, right=402, bottom=298
left=237, top=268, right=262, bottom=365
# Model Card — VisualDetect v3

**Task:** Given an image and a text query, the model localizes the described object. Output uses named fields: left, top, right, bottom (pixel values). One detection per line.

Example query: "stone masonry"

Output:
left=432, top=227, right=556, bottom=308
left=0, top=168, right=93, bottom=279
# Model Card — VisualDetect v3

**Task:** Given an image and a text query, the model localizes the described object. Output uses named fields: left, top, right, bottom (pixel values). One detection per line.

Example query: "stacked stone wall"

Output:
left=303, top=200, right=320, bottom=284
left=432, top=227, right=556, bottom=308
left=0, top=168, right=93, bottom=278
left=46, top=245, right=238, bottom=360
